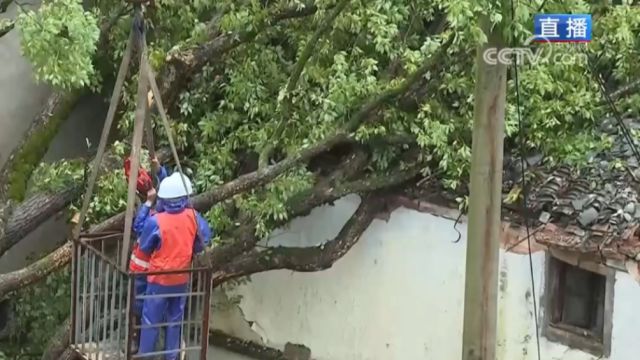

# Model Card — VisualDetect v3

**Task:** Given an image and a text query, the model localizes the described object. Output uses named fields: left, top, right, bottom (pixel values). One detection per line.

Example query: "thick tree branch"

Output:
left=0, top=241, right=72, bottom=299
left=0, top=187, right=79, bottom=255
left=0, top=92, right=82, bottom=246
left=272, top=3, right=319, bottom=23
left=0, top=148, right=171, bottom=258
left=201, top=146, right=401, bottom=266
left=212, top=195, right=382, bottom=285
left=201, top=152, right=422, bottom=269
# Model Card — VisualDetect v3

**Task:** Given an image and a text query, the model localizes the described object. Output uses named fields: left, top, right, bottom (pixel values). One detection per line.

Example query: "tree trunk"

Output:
left=0, top=187, right=80, bottom=256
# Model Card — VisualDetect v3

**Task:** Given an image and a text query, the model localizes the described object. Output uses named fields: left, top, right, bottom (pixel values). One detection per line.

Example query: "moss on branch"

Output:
left=5, top=91, right=82, bottom=202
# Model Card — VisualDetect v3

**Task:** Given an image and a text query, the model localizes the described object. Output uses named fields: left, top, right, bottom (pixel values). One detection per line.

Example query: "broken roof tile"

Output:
left=504, top=125, right=640, bottom=258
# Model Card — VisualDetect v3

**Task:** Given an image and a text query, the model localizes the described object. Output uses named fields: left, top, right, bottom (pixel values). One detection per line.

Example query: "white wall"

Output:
left=212, top=195, right=640, bottom=360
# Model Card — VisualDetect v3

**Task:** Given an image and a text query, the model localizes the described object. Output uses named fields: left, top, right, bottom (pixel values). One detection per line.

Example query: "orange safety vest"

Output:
left=129, top=209, right=157, bottom=273
left=130, top=243, right=151, bottom=273
left=147, top=210, right=197, bottom=286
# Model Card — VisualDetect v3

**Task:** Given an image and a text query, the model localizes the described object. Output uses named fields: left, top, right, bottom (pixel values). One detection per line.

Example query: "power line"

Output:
left=509, top=1, right=542, bottom=359
left=585, top=52, right=640, bottom=164
left=506, top=9, right=638, bottom=360
left=507, top=16, right=640, bottom=360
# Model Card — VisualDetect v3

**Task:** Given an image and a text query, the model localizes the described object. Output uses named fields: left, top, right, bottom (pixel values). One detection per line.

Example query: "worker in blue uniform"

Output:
left=137, top=172, right=213, bottom=359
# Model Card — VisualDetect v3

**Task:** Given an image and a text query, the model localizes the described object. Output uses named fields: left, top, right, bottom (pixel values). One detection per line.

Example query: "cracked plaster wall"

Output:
left=212, top=194, right=640, bottom=360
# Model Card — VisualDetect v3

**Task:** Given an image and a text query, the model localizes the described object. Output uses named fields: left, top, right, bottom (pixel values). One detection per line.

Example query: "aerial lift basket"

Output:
left=69, top=2, right=212, bottom=359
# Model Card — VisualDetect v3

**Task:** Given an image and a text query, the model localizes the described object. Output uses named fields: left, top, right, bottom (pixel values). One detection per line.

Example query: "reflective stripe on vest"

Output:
left=129, top=208, right=157, bottom=273
left=147, top=210, right=197, bottom=286
left=130, top=254, right=150, bottom=269
left=129, top=244, right=151, bottom=272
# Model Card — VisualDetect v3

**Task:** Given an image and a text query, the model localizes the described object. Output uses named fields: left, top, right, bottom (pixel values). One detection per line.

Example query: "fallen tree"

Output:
left=40, top=146, right=420, bottom=360
left=0, top=1, right=636, bottom=359
left=0, top=4, right=128, bottom=254
left=34, top=33, right=433, bottom=356
left=0, top=41, right=434, bottom=297
left=0, top=2, right=323, bottom=258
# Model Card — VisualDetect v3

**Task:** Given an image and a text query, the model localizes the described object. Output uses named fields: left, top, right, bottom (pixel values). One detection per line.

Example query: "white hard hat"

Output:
left=157, top=172, right=194, bottom=199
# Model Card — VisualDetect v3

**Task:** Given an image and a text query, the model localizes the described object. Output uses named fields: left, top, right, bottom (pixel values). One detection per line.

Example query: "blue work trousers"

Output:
left=138, top=282, right=188, bottom=360
left=134, top=275, right=147, bottom=316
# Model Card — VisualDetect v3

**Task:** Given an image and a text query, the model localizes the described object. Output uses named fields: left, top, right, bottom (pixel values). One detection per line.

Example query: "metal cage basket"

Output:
left=70, top=232, right=211, bottom=360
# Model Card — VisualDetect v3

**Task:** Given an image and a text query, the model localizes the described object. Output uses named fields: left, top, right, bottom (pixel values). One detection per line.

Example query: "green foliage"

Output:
left=236, top=168, right=314, bottom=237
left=0, top=268, right=70, bottom=359
left=20, top=0, right=640, bottom=234
left=73, top=141, right=151, bottom=225
left=17, top=0, right=100, bottom=90
left=29, top=158, right=85, bottom=195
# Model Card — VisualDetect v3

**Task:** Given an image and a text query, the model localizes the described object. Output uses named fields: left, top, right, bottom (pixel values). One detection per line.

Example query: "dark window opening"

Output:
left=543, top=254, right=613, bottom=357
left=550, top=259, right=606, bottom=337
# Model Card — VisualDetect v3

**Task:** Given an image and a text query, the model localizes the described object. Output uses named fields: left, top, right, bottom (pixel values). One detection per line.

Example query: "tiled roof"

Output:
left=504, top=116, right=640, bottom=259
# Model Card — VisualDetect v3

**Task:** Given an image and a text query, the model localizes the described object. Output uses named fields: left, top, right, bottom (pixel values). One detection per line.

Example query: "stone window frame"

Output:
left=542, top=249, right=615, bottom=357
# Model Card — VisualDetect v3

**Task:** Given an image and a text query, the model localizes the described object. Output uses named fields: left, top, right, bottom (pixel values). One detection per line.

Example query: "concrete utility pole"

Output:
left=461, top=11, right=508, bottom=360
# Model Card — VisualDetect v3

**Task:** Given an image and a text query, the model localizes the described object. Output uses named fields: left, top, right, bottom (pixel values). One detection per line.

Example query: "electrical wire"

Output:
left=505, top=7, right=638, bottom=360
left=585, top=53, right=640, bottom=164
left=509, top=1, right=542, bottom=359
left=513, top=54, right=543, bottom=360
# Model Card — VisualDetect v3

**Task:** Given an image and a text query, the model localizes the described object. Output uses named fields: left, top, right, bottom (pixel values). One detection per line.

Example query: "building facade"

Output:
left=212, top=194, right=640, bottom=360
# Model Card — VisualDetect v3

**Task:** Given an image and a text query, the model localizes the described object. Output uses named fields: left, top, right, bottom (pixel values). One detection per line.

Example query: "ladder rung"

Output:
left=131, top=346, right=202, bottom=358
left=136, top=292, right=205, bottom=299
left=135, top=320, right=202, bottom=329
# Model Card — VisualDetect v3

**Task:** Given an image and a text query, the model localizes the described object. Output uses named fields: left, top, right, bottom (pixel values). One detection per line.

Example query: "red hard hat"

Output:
left=124, top=157, right=153, bottom=194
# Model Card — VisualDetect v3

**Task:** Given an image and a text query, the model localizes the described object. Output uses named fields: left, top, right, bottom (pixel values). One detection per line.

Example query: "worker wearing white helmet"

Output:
left=136, top=171, right=213, bottom=359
